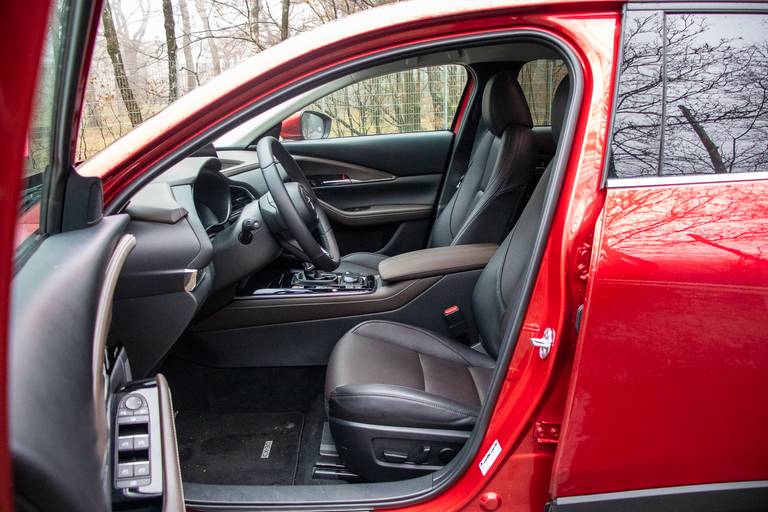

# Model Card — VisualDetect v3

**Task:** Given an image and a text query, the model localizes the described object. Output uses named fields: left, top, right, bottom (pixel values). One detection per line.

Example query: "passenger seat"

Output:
left=339, top=70, right=537, bottom=274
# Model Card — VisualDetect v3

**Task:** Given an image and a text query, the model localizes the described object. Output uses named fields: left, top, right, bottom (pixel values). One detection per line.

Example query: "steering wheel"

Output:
left=256, top=136, right=340, bottom=271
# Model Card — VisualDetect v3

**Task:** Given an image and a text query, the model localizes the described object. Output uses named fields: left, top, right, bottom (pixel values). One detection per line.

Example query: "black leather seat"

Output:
left=325, top=76, right=570, bottom=481
left=338, top=70, right=536, bottom=274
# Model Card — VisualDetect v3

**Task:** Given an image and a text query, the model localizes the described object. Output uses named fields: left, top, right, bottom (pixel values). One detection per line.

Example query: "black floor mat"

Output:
left=176, top=411, right=304, bottom=485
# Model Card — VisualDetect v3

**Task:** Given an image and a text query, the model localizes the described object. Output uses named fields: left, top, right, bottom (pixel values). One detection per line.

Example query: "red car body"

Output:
left=2, top=1, right=767, bottom=511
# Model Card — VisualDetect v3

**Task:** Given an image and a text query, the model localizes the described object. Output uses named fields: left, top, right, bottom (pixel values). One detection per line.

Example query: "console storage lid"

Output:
left=378, top=244, right=497, bottom=282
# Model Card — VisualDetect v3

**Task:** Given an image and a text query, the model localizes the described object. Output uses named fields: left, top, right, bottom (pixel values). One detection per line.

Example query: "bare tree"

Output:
left=162, top=0, right=179, bottom=102
left=280, top=0, right=290, bottom=40
left=101, top=0, right=143, bottom=127
left=195, top=0, right=223, bottom=75
left=178, top=0, right=197, bottom=92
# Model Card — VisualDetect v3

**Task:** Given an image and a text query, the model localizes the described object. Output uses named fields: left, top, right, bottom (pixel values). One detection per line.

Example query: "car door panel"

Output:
left=10, top=215, right=130, bottom=512
left=286, top=131, right=454, bottom=255
left=285, top=131, right=453, bottom=176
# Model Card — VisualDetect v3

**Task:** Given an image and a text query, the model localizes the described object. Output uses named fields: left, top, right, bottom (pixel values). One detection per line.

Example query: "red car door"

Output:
left=551, top=6, right=768, bottom=510
left=1, top=0, right=104, bottom=509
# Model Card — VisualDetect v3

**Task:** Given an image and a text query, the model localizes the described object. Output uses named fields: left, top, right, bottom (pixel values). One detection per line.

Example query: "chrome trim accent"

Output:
left=530, top=327, right=555, bottom=359
left=93, top=234, right=137, bottom=465
left=183, top=268, right=202, bottom=292
left=554, top=480, right=768, bottom=505
left=606, top=171, right=768, bottom=188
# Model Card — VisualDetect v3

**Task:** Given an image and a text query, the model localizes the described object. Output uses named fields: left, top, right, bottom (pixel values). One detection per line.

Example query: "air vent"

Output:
left=229, top=185, right=254, bottom=223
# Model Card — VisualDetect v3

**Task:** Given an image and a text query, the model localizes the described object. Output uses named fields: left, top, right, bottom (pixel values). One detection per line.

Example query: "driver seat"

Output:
left=338, top=70, right=536, bottom=274
left=325, top=76, right=569, bottom=481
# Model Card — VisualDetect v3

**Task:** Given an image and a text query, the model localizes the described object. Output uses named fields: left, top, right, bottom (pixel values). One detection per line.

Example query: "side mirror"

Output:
left=280, top=111, right=332, bottom=141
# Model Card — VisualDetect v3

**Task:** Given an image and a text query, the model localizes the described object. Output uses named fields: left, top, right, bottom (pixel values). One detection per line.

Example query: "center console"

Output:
left=248, top=263, right=376, bottom=297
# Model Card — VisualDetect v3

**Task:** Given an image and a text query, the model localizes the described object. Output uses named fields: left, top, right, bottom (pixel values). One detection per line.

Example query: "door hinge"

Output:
left=534, top=421, right=561, bottom=445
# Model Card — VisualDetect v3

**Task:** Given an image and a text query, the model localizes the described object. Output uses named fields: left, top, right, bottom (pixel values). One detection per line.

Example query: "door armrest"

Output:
left=378, top=244, right=497, bottom=282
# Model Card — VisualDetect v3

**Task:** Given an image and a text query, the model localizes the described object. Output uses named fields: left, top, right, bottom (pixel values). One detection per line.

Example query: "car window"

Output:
left=609, top=11, right=768, bottom=179
left=17, top=1, right=70, bottom=250
left=518, top=59, right=568, bottom=126
left=299, top=65, right=468, bottom=138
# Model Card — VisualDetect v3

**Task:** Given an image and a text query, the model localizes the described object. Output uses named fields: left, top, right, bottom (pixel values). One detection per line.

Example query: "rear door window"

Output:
left=608, top=11, right=768, bottom=179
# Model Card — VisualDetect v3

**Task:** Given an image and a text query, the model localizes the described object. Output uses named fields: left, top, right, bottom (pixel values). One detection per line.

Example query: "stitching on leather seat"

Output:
left=351, top=320, right=476, bottom=365
left=331, top=392, right=479, bottom=417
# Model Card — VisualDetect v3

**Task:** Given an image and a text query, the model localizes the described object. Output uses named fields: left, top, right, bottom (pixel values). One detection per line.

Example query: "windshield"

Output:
left=76, top=0, right=397, bottom=162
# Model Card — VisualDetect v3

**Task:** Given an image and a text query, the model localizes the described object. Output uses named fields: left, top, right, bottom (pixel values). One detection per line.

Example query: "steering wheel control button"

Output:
left=124, top=395, right=144, bottom=410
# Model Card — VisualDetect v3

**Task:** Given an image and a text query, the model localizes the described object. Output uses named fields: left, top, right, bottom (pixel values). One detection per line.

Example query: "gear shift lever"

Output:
left=302, top=261, right=320, bottom=280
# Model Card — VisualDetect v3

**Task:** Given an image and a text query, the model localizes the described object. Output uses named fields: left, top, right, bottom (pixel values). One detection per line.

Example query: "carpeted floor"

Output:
left=161, top=357, right=327, bottom=486
left=176, top=411, right=304, bottom=485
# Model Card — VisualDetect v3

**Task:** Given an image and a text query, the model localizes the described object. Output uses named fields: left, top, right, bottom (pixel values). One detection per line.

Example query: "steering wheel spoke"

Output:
left=257, top=136, right=340, bottom=271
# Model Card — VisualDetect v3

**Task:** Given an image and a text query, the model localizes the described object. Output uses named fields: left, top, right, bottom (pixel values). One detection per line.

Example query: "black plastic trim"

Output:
left=548, top=480, right=768, bottom=512
left=45, top=0, right=101, bottom=234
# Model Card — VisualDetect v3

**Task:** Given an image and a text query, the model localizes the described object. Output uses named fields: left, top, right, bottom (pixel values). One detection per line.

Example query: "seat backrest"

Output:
left=428, top=71, right=536, bottom=248
left=472, top=76, right=570, bottom=358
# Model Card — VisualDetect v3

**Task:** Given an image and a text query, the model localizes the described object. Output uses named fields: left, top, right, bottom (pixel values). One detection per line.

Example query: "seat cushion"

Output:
left=336, top=252, right=389, bottom=274
left=325, top=320, right=495, bottom=430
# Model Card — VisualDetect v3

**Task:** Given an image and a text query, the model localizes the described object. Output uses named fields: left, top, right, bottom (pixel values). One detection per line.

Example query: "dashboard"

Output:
left=112, top=153, right=280, bottom=379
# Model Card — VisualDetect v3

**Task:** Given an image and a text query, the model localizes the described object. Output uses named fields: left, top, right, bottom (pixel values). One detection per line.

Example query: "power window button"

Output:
left=133, top=462, right=150, bottom=477
left=116, top=464, right=134, bottom=479
left=117, top=437, right=134, bottom=451
left=133, top=435, right=149, bottom=450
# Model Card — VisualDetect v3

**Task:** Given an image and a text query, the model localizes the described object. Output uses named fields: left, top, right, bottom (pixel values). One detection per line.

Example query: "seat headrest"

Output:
left=481, top=71, right=533, bottom=136
left=551, top=76, right=570, bottom=144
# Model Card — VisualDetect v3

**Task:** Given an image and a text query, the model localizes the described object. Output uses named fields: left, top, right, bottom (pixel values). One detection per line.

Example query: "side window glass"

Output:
left=609, top=11, right=768, bottom=179
left=609, top=11, right=664, bottom=178
left=518, top=59, right=568, bottom=126
left=17, top=1, right=69, bottom=249
left=299, top=65, right=468, bottom=139
left=663, top=14, right=768, bottom=176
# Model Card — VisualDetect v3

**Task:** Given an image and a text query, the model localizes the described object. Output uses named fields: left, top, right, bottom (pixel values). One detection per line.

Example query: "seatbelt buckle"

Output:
left=443, top=305, right=468, bottom=340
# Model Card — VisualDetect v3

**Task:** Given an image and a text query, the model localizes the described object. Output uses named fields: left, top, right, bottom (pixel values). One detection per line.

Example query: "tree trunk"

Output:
left=280, top=0, right=290, bottom=41
left=101, top=0, right=143, bottom=127
left=194, top=0, right=222, bottom=76
left=249, top=0, right=261, bottom=47
left=179, top=0, right=197, bottom=93
left=678, top=105, right=727, bottom=174
left=161, top=0, right=178, bottom=102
